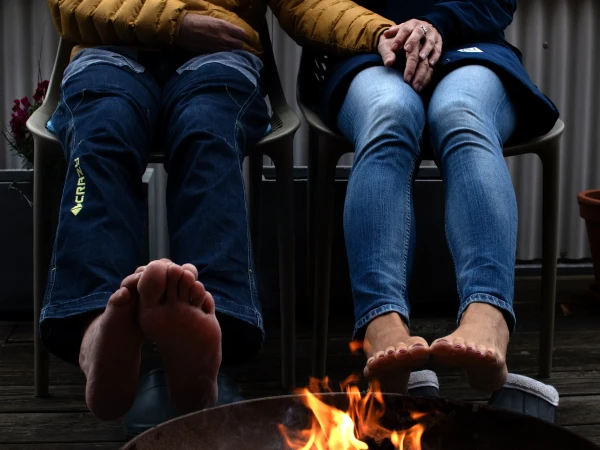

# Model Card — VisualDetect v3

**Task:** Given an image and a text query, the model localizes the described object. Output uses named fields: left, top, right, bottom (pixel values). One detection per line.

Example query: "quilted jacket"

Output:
left=48, top=0, right=394, bottom=57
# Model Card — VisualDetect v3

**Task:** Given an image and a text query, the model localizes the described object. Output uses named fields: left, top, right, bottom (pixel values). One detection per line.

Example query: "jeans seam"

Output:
left=44, top=95, right=77, bottom=312
left=400, top=152, right=419, bottom=300
left=234, top=86, right=262, bottom=323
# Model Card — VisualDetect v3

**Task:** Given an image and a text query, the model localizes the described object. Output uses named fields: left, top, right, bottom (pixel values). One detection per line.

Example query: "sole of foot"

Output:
left=138, top=260, right=222, bottom=414
left=431, top=303, right=510, bottom=392
left=363, top=313, right=430, bottom=394
left=79, top=286, right=143, bottom=420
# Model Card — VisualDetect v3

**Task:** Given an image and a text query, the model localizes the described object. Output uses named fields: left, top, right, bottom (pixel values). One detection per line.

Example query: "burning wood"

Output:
left=278, top=376, right=430, bottom=450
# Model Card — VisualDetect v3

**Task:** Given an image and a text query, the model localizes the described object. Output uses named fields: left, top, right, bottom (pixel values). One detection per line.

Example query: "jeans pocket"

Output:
left=62, top=48, right=146, bottom=86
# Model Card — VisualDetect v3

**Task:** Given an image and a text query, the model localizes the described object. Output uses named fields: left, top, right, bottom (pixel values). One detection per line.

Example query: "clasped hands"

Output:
left=378, top=19, right=443, bottom=93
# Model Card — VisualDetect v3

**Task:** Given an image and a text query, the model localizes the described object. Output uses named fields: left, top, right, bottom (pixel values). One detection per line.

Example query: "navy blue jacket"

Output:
left=319, top=0, right=559, bottom=140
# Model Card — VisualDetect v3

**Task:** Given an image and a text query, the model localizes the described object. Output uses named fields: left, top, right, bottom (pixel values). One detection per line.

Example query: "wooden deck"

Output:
left=1, top=276, right=599, bottom=449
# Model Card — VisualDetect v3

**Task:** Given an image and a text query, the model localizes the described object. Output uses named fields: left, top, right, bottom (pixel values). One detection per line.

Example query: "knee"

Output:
left=428, top=96, right=500, bottom=161
left=342, top=68, right=425, bottom=157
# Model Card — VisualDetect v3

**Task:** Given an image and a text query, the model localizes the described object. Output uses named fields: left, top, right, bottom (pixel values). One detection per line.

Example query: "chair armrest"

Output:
left=27, top=38, right=73, bottom=145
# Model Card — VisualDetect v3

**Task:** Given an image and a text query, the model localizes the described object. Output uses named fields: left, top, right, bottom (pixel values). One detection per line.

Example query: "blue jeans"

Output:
left=41, top=47, right=270, bottom=364
left=337, top=65, right=518, bottom=337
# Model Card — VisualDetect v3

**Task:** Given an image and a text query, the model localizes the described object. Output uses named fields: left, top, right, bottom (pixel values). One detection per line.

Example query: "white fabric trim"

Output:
left=504, top=373, right=560, bottom=406
left=408, top=370, right=439, bottom=390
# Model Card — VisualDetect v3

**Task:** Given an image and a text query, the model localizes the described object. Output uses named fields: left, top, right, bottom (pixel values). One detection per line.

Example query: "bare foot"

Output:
left=79, top=284, right=143, bottom=420
left=431, top=303, right=510, bottom=392
left=363, top=313, right=430, bottom=394
left=137, top=260, right=222, bottom=414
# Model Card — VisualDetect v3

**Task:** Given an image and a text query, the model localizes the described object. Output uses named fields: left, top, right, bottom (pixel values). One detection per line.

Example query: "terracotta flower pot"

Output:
left=578, top=189, right=600, bottom=295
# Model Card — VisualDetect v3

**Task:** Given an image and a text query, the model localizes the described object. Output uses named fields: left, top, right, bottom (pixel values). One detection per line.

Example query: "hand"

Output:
left=405, top=44, right=434, bottom=93
left=383, top=18, right=443, bottom=66
left=176, top=14, right=247, bottom=53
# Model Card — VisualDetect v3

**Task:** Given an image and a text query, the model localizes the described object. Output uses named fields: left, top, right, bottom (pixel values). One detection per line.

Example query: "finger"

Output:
left=383, top=24, right=401, bottom=38
left=225, top=36, right=245, bottom=50
left=378, top=39, right=396, bottom=67
left=228, top=25, right=247, bottom=41
left=404, top=46, right=420, bottom=83
left=419, top=36, right=436, bottom=61
left=391, top=24, right=414, bottom=51
left=430, top=37, right=443, bottom=66
left=412, top=61, right=433, bottom=94
left=422, top=66, right=434, bottom=90
left=403, top=27, right=425, bottom=53
left=411, top=59, right=430, bottom=93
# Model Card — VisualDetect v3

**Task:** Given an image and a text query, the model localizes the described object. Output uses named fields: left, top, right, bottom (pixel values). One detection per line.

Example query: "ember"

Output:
left=278, top=377, right=429, bottom=450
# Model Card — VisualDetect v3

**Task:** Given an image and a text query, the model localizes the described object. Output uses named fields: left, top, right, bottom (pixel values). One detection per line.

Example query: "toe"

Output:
left=178, top=270, right=196, bottom=302
left=191, top=282, right=215, bottom=314
left=166, top=264, right=185, bottom=303
left=384, top=346, right=396, bottom=357
left=475, top=344, right=487, bottom=358
left=121, top=272, right=142, bottom=292
left=138, top=261, right=169, bottom=308
left=485, top=348, right=499, bottom=363
left=452, top=337, right=467, bottom=355
left=408, top=341, right=429, bottom=360
left=395, top=342, right=409, bottom=357
left=433, top=337, right=452, bottom=349
left=107, top=287, right=132, bottom=307
left=465, top=341, right=476, bottom=355
left=181, top=263, right=198, bottom=280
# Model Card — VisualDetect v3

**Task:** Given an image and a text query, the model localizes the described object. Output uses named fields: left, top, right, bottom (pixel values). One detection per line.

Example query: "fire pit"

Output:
left=121, top=393, right=599, bottom=450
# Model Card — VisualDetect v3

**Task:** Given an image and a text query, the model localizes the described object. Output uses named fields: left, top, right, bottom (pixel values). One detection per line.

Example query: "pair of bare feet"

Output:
left=78, top=259, right=222, bottom=420
left=363, top=304, right=510, bottom=394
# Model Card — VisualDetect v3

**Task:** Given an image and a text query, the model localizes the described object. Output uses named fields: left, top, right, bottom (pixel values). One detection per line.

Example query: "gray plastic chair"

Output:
left=298, top=49, right=564, bottom=380
left=27, top=24, right=301, bottom=397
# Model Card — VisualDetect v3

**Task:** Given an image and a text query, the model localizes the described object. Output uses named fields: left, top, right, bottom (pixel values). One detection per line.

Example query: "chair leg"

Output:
left=306, top=129, right=319, bottom=306
left=33, top=145, right=56, bottom=398
left=537, top=141, right=560, bottom=378
left=248, top=153, right=263, bottom=263
left=269, top=142, right=296, bottom=390
left=311, top=143, right=340, bottom=380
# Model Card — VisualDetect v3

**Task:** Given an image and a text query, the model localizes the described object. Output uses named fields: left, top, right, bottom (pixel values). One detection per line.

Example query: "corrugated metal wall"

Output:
left=1, top=0, right=598, bottom=260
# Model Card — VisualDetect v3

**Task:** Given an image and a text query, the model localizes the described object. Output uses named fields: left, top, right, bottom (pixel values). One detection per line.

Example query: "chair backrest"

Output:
left=297, top=49, right=329, bottom=109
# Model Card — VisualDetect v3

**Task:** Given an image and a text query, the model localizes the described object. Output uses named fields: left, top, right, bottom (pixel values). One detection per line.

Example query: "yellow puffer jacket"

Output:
left=48, top=0, right=394, bottom=57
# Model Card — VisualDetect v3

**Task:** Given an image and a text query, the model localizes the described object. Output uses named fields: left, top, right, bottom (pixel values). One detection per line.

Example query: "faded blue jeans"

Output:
left=41, top=47, right=270, bottom=364
left=338, top=65, right=518, bottom=337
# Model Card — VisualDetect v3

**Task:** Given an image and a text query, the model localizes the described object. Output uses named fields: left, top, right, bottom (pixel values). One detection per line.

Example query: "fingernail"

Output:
left=430, top=59, right=436, bottom=66
left=405, top=44, right=412, bottom=52
left=420, top=52, right=426, bottom=59
left=407, top=75, right=412, bottom=83
left=392, top=43, right=398, bottom=51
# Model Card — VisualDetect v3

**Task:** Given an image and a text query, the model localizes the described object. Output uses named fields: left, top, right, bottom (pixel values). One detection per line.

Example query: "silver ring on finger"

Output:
left=420, top=25, right=428, bottom=36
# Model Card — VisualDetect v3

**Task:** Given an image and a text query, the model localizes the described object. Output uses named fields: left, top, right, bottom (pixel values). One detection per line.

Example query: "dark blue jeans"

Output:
left=41, top=47, right=270, bottom=365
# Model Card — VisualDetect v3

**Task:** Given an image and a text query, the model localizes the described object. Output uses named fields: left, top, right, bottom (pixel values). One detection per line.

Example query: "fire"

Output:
left=279, top=377, right=428, bottom=450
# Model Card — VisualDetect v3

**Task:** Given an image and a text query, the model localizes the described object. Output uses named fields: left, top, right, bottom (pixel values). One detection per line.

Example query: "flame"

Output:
left=279, top=377, right=428, bottom=450
left=349, top=341, right=364, bottom=354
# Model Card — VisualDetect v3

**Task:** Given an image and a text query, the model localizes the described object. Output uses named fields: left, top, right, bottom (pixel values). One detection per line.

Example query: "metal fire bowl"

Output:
left=121, top=393, right=599, bottom=450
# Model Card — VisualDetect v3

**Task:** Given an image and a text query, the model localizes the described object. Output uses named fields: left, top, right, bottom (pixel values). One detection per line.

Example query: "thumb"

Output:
left=378, top=44, right=396, bottom=67
left=383, top=25, right=400, bottom=38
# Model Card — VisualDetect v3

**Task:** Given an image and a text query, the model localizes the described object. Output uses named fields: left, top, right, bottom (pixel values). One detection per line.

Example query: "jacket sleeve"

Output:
left=47, top=0, right=187, bottom=46
left=268, top=0, right=395, bottom=55
left=418, top=0, right=517, bottom=48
